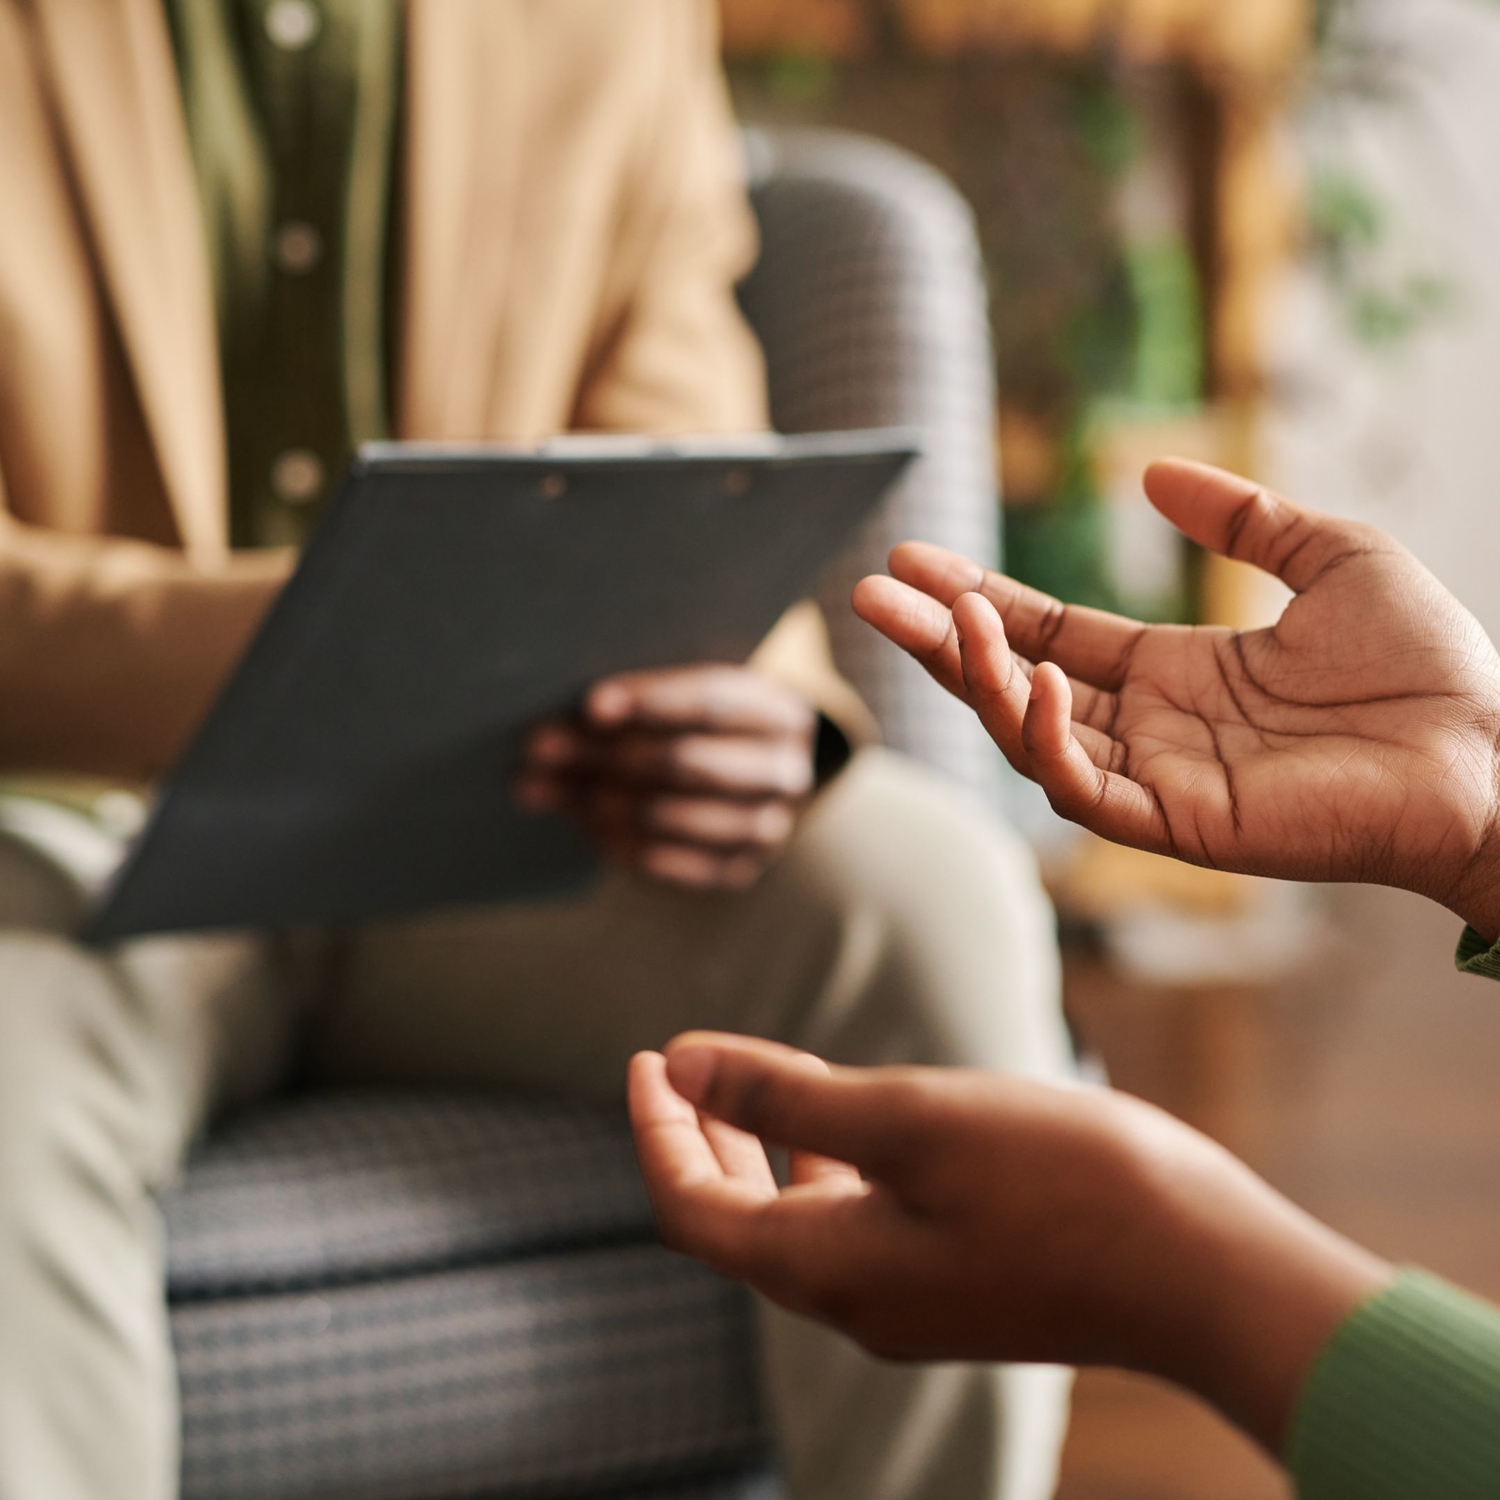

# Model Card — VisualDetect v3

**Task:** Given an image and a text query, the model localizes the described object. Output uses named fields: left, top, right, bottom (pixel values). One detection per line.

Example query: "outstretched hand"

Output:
left=853, top=460, right=1500, bottom=938
left=629, top=1032, right=1389, bottom=1455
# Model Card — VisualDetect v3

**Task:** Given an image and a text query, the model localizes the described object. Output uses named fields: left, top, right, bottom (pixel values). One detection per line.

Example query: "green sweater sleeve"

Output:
left=1456, top=925, right=1500, bottom=980
left=1286, top=929, right=1500, bottom=1497
left=1288, top=1270, right=1500, bottom=1498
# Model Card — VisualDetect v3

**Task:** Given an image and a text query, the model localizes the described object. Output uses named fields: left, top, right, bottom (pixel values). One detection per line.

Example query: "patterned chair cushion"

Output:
left=164, top=1094, right=769, bottom=1500
left=165, top=1092, right=657, bottom=1297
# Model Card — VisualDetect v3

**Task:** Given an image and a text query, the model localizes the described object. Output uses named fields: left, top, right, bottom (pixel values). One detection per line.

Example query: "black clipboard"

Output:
left=85, top=430, right=918, bottom=941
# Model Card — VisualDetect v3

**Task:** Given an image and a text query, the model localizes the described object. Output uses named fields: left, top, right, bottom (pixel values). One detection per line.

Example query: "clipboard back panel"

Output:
left=88, top=433, right=917, bottom=939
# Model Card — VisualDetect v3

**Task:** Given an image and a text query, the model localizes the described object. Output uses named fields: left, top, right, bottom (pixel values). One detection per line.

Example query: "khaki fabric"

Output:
left=0, top=752, right=1072, bottom=1500
left=0, top=0, right=868, bottom=777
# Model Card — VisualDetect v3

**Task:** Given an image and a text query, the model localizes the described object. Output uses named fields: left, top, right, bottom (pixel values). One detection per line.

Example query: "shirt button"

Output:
left=265, top=0, right=320, bottom=51
left=273, top=221, right=323, bottom=275
left=271, top=450, right=325, bottom=505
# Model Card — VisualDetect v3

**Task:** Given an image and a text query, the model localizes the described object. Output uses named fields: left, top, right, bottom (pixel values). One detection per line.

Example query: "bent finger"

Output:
left=699, top=1114, right=780, bottom=1193
left=950, top=594, right=1124, bottom=777
left=852, top=575, right=968, bottom=701
left=588, top=667, right=815, bottom=737
left=950, top=591, right=1033, bottom=771
left=789, top=1149, right=865, bottom=1189
left=644, top=794, right=798, bottom=851
left=1022, top=664, right=1170, bottom=849
left=574, top=785, right=798, bottom=853
left=629, top=1051, right=730, bottom=1195
left=889, top=541, right=1149, bottom=692
left=635, top=842, right=767, bottom=891
left=664, top=1033, right=927, bottom=1184
left=608, top=733, right=815, bottom=799
left=859, top=578, right=1118, bottom=757
left=630, top=1055, right=879, bottom=1302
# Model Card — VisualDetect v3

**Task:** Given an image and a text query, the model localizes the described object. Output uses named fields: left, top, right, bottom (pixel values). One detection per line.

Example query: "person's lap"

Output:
left=0, top=749, right=1073, bottom=1500
left=305, top=748, right=1069, bottom=1103
left=0, top=747, right=1066, bottom=1172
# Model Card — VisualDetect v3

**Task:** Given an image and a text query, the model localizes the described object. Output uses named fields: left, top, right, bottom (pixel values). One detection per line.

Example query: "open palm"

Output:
left=853, top=461, right=1500, bottom=927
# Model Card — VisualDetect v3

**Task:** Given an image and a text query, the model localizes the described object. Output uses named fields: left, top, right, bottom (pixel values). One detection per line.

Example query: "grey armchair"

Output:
left=164, top=127, right=1004, bottom=1500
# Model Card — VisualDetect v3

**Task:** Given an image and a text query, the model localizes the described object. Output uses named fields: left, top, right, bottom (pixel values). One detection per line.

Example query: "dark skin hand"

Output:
left=853, top=459, right=1500, bottom=940
left=629, top=1032, right=1391, bottom=1459
left=518, top=665, right=817, bottom=892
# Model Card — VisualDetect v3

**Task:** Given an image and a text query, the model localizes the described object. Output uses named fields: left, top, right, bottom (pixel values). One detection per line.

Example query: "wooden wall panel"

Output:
left=719, top=0, right=870, bottom=58
left=721, top=0, right=1309, bottom=80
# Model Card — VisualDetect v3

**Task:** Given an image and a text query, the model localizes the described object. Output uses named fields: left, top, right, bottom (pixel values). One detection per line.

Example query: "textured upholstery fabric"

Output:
left=742, top=129, right=1003, bottom=805
left=165, top=1093, right=656, bottom=1297
left=167, top=1095, right=767, bottom=1500
left=166, top=127, right=1005, bottom=1499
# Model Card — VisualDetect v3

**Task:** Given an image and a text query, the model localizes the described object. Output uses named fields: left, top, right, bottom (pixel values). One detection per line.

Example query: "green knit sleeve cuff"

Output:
left=1287, top=1269, right=1500, bottom=1500
left=1456, top=925, right=1500, bottom=980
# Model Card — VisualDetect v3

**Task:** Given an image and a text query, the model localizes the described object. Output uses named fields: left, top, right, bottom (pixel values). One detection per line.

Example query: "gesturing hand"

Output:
left=519, top=665, right=817, bottom=891
left=853, top=459, right=1500, bottom=938
left=628, top=1032, right=1389, bottom=1455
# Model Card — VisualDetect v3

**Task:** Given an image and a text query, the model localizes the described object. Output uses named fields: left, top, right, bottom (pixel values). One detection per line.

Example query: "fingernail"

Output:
left=665, top=1046, right=718, bottom=1106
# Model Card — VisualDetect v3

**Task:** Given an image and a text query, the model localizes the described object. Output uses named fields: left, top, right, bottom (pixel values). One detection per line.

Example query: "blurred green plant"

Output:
left=1306, top=0, right=1463, bottom=349
left=729, top=50, right=1205, bottom=620
left=1007, top=69, right=1204, bottom=622
left=1308, top=169, right=1454, bottom=345
left=1127, top=237, right=1204, bottom=406
left=755, top=51, right=840, bottom=107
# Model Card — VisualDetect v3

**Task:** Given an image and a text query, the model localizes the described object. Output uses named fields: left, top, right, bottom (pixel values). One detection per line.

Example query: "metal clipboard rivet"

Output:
left=723, top=469, right=752, bottom=496
left=540, top=473, right=567, bottom=500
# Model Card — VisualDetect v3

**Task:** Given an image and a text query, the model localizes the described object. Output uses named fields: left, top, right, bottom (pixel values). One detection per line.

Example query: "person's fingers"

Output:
left=1143, top=459, right=1381, bottom=593
left=630, top=1053, right=883, bottom=1314
left=528, top=725, right=813, bottom=799
left=564, top=789, right=790, bottom=888
left=699, top=1114, right=780, bottom=1193
left=852, top=575, right=968, bottom=701
left=946, top=593, right=1126, bottom=777
left=580, top=790, right=797, bottom=852
left=526, top=773, right=799, bottom=861
left=634, top=841, right=767, bottom=891
left=621, top=1050, right=780, bottom=1188
left=568, top=732, right=815, bottom=800
left=949, top=592, right=1035, bottom=771
left=629, top=1051, right=801, bottom=1278
left=629, top=1050, right=795, bottom=1218
left=1021, top=664, right=1170, bottom=849
left=855, top=578, right=1120, bottom=756
left=788, top=1147, right=865, bottom=1190
left=664, top=1033, right=928, bottom=1183
left=888, top=542, right=1150, bottom=692
left=586, top=667, right=816, bottom=738
left=628, top=1051, right=732, bottom=1196
left=655, top=796, right=797, bottom=850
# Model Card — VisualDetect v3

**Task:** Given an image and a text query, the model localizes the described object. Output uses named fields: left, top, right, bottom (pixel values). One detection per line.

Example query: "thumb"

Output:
left=1144, top=459, right=1374, bottom=594
left=665, top=1033, right=916, bottom=1182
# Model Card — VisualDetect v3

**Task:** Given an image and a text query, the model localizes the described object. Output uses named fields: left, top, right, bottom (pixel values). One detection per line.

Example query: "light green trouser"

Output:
left=0, top=749, right=1074, bottom=1500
